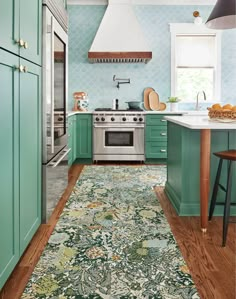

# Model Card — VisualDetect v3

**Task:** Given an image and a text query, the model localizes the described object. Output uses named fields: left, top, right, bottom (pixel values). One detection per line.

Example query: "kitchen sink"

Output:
left=183, top=110, right=208, bottom=116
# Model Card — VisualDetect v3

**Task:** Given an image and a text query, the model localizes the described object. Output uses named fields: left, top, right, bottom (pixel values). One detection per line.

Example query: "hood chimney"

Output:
left=88, top=0, right=152, bottom=63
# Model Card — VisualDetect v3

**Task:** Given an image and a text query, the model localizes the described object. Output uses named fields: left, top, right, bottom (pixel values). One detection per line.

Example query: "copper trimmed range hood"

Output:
left=88, top=0, right=152, bottom=64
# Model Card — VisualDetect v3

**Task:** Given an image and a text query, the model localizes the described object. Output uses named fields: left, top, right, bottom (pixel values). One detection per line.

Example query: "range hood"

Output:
left=88, top=0, right=152, bottom=63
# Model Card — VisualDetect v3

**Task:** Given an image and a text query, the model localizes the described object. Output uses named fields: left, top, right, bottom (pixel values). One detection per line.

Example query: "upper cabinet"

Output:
left=0, top=0, right=42, bottom=65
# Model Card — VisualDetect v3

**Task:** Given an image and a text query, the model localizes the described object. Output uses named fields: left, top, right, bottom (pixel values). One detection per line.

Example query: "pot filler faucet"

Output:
left=196, top=90, right=206, bottom=110
left=113, top=75, right=130, bottom=89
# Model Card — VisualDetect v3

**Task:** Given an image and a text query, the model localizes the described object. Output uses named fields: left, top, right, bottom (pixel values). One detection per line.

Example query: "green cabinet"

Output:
left=76, top=114, right=92, bottom=159
left=145, top=114, right=168, bottom=160
left=68, top=115, right=77, bottom=166
left=165, top=122, right=236, bottom=216
left=19, top=59, right=41, bottom=253
left=0, top=50, right=41, bottom=288
left=0, top=51, right=20, bottom=290
left=0, top=0, right=42, bottom=65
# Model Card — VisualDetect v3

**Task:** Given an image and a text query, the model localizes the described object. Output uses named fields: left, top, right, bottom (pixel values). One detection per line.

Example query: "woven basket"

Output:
left=208, top=108, right=236, bottom=120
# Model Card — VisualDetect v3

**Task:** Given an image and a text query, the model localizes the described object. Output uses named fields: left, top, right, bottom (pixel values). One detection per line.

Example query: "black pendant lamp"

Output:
left=206, top=0, right=236, bottom=29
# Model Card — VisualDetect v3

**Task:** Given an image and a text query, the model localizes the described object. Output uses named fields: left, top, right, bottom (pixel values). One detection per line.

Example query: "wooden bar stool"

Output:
left=208, top=149, right=236, bottom=247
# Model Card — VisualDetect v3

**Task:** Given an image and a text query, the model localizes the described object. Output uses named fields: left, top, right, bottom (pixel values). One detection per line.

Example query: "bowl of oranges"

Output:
left=208, top=103, right=236, bottom=122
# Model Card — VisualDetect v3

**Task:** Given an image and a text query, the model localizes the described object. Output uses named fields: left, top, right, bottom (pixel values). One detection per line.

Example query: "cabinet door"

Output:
left=19, top=59, right=41, bottom=254
left=0, top=0, right=20, bottom=55
left=145, top=142, right=167, bottom=159
left=76, top=114, right=92, bottom=158
left=19, top=0, right=42, bottom=65
left=146, top=126, right=167, bottom=142
left=68, top=115, right=76, bottom=166
left=0, top=50, right=20, bottom=289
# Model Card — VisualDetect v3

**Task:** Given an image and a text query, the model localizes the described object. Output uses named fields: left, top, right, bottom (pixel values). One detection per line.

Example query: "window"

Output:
left=170, top=24, right=221, bottom=103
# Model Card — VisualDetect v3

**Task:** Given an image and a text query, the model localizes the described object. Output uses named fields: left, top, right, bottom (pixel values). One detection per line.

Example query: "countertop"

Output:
left=164, top=115, right=236, bottom=129
left=68, top=110, right=209, bottom=116
left=68, top=111, right=92, bottom=116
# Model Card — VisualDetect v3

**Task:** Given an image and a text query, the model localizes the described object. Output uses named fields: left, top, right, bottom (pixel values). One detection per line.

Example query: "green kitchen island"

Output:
left=164, top=115, right=236, bottom=232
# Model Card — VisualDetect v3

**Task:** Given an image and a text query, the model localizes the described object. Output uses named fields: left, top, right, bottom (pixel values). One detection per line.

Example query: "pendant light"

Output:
left=206, top=0, right=236, bottom=29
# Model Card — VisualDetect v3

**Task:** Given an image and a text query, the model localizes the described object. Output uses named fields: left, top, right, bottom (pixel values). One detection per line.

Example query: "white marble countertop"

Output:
left=68, top=111, right=92, bottom=116
left=164, top=115, right=236, bottom=129
left=68, top=110, right=209, bottom=116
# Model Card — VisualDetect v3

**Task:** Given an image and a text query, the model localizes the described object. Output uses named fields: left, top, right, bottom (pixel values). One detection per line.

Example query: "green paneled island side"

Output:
left=164, top=115, right=236, bottom=232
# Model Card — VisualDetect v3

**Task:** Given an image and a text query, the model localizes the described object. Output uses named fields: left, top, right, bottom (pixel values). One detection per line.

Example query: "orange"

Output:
left=222, top=104, right=233, bottom=110
left=212, top=103, right=221, bottom=110
left=232, top=106, right=236, bottom=111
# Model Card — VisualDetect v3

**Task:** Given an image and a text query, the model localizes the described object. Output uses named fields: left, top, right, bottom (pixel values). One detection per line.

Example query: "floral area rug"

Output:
left=22, top=165, right=199, bottom=299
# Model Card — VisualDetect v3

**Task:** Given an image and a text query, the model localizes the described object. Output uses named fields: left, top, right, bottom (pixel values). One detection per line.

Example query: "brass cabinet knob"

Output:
left=15, top=65, right=28, bottom=73
left=16, top=65, right=24, bottom=72
left=16, top=39, right=24, bottom=47
left=23, top=41, right=28, bottom=49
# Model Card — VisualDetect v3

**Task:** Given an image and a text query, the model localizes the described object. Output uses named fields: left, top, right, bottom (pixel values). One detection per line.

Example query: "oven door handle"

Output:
left=48, top=148, right=71, bottom=168
left=93, top=126, right=141, bottom=130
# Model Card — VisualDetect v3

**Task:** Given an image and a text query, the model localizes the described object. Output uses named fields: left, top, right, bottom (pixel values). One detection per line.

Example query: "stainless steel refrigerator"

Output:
left=42, top=0, right=70, bottom=223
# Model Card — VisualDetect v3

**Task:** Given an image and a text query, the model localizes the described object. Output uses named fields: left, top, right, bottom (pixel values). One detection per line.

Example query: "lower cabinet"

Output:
left=76, top=114, right=92, bottom=160
left=145, top=114, right=168, bottom=161
left=0, top=50, right=41, bottom=289
left=68, top=113, right=92, bottom=166
left=68, top=115, right=76, bottom=166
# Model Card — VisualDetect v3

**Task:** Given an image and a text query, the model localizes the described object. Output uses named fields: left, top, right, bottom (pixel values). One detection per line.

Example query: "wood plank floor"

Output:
left=0, top=164, right=235, bottom=299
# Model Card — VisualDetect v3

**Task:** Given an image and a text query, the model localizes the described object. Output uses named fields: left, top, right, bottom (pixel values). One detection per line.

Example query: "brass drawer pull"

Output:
left=160, top=149, right=166, bottom=152
left=161, top=119, right=167, bottom=122
left=160, top=132, right=167, bottom=136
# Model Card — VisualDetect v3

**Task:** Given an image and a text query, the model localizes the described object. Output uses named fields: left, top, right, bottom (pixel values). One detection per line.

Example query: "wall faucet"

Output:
left=113, top=75, right=130, bottom=89
left=196, top=91, right=206, bottom=110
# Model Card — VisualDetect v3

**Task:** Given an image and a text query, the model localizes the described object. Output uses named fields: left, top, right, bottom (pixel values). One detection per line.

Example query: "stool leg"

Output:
left=209, top=159, right=223, bottom=221
left=222, top=161, right=233, bottom=247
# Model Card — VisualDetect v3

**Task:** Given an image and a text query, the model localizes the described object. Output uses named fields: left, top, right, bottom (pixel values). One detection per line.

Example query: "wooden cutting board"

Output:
left=149, top=91, right=160, bottom=110
left=143, top=87, right=154, bottom=110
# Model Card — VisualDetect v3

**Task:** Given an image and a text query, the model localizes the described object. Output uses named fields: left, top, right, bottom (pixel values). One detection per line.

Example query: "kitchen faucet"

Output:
left=196, top=91, right=206, bottom=110
left=113, top=75, right=130, bottom=89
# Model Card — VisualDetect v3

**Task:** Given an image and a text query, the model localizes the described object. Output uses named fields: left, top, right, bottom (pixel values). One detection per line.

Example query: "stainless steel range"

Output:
left=93, top=109, right=145, bottom=162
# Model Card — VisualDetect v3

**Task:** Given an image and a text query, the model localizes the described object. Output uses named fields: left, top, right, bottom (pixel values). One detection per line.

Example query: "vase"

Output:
left=170, top=102, right=179, bottom=112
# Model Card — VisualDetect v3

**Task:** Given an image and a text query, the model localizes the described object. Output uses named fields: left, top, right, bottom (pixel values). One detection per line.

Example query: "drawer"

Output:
left=145, top=126, right=167, bottom=141
left=146, top=115, right=168, bottom=126
left=145, top=142, right=167, bottom=159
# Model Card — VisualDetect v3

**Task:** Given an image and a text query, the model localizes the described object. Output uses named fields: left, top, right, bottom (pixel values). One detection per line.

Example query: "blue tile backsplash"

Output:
left=68, top=5, right=236, bottom=111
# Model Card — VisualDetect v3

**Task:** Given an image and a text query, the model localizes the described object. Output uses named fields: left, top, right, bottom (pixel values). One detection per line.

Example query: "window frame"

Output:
left=169, top=23, right=221, bottom=103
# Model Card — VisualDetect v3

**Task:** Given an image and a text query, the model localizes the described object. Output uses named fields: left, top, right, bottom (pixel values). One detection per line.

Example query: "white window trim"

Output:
left=169, top=23, right=222, bottom=103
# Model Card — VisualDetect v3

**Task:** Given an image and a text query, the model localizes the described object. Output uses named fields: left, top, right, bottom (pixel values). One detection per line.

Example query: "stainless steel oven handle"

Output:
left=49, top=148, right=71, bottom=168
left=50, top=15, right=54, bottom=154
left=93, top=125, right=143, bottom=130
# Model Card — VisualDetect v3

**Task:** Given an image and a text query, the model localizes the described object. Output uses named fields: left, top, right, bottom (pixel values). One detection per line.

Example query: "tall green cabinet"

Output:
left=0, top=0, right=42, bottom=290
left=0, top=0, right=41, bottom=64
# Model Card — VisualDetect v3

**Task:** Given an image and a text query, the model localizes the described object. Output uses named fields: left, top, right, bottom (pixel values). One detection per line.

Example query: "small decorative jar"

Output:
left=73, top=92, right=88, bottom=111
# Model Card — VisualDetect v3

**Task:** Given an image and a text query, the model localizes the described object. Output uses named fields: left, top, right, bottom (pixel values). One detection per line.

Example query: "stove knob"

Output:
left=111, top=117, right=115, bottom=121
left=95, top=117, right=100, bottom=121
left=101, top=117, right=105, bottom=121
left=58, top=116, right=63, bottom=121
left=122, top=117, right=126, bottom=121
left=139, top=117, right=143, bottom=122
left=133, top=117, right=137, bottom=121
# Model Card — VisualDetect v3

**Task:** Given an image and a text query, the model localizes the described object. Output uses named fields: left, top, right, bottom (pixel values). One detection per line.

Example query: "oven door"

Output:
left=93, top=126, right=144, bottom=155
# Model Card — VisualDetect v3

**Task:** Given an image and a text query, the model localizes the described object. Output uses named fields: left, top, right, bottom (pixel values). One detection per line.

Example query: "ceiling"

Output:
left=67, top=0, right=216, bottom=5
